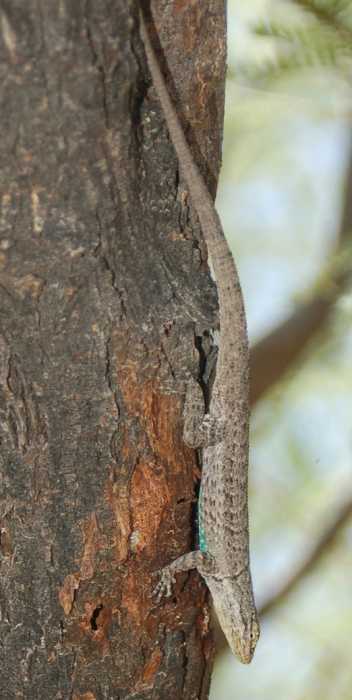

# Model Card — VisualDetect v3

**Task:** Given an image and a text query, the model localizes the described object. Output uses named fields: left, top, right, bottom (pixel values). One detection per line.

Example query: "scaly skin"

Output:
left=140, top=8, right=259, bottom=663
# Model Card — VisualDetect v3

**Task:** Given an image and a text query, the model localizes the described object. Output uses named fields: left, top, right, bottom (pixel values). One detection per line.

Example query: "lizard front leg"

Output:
left=183, top=377, right=225, bottom=448
left=153, top=379, right=222, bottom=603
left=153, top=550, right=216, bottom=602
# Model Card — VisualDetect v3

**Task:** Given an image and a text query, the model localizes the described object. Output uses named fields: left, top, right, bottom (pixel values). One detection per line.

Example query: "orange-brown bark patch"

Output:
left=80, top=513, right=101, bottom=580
left=58, top=573, right=80, bottom=615
left=117, top=362, right=192, bottom=481
left=59, top=514, right=109, bottom=615
left=136, top=647, right=163, bottom=689
left=121, top=566, right=152, bottom=628
left=130, top=460, right=169, bottom=555
left=105, top=467, right=131, bottom=563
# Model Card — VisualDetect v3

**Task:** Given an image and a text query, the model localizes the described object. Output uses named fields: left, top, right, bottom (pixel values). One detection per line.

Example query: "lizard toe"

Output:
left=152, top=567, right=176, bottom=602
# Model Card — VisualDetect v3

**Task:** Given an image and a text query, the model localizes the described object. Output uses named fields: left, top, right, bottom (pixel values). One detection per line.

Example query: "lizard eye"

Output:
left=250, top=623, right=259, bottom=645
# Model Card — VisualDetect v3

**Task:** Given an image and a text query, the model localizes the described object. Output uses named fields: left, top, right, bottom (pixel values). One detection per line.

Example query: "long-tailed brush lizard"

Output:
left=140, top=8, right=260, bottom=664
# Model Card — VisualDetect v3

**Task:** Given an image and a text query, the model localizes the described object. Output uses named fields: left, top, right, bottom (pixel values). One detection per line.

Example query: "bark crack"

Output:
left=84, top=2, right=110, bottom=129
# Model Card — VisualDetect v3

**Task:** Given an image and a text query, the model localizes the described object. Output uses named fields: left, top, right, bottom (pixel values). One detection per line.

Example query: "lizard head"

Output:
left=206, top=573, right=260, bottom=663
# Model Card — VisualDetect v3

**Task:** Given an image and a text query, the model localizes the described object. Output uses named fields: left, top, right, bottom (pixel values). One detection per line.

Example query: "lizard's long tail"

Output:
left=140, top=8, right=248, bottom=380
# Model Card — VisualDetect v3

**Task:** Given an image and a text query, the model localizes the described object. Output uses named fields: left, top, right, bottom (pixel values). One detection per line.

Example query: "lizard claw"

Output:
left=152, top=567, right=176, bottom=603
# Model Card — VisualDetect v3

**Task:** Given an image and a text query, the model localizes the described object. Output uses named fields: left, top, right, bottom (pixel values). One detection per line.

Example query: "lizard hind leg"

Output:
left=183, top=378, right=226, bottom=448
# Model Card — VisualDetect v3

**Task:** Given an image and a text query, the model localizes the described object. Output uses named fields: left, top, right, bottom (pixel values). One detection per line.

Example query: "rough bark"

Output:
left=0, top=1, right=226, bottom=697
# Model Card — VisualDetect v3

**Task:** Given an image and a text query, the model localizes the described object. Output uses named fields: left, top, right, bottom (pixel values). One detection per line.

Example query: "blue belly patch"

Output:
left=198, top=486, right=207, bottom=553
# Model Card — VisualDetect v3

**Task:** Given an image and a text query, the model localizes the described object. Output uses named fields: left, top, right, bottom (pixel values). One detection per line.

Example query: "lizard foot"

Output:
left=153, top=566, right=176, bottom=603
left=152, top=551, right=213, bottom=603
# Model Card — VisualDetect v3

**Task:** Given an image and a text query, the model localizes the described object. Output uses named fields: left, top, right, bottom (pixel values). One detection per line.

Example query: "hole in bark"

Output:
left=163, top=321, right=173, bottom=336
left=90, top=604, right=104, bottom=631
left=59, top=621, right=65, bottom=643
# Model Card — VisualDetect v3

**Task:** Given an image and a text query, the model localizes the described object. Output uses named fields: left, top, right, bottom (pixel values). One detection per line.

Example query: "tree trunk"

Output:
left=0, top=1, right=226, bottom=697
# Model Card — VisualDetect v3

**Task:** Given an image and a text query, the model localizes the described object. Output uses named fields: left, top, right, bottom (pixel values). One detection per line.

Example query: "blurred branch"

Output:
left=258, top=491, right=352, bottom=617
left=250, top=296, right=332, bottom=405
left=250, top=135, right=352, bottom=405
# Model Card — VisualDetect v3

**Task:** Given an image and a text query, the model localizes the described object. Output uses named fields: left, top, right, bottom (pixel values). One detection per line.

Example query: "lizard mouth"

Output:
left=227, top=616, right=260, bottom=664
left=233, top=638, right=254, bottom=664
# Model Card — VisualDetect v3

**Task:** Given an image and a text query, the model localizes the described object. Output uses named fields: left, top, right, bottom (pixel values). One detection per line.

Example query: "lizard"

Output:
left=139, top=8, right=260, bottom=664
